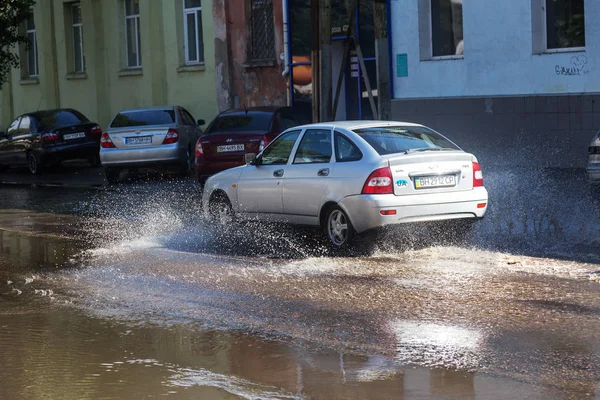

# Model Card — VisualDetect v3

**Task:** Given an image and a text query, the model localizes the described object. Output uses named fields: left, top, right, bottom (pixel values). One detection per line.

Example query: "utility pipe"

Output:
left=282, top=0, right=291, bottom=104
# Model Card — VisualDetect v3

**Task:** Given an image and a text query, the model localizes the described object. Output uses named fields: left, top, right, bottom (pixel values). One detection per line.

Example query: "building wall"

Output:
left=390, top=0, right=600, bottom=99
left=213, top=0, right=287, bottom=112
left=388, top=0, right=599, bottom=168
left=0, top=0, right=218, bottom=131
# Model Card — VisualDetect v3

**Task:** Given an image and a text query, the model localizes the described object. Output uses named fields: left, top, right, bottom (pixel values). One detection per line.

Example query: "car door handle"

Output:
left=273, top=169, right=284, bottom=177
left=318, top=168, right=330, bottom=177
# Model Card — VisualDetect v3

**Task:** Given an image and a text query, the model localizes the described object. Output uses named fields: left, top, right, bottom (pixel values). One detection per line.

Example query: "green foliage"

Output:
left=0, top=0, right=36, bottom=88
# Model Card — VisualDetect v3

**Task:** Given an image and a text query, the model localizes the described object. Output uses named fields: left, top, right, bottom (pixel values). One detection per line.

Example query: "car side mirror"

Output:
left=244, top=153, right=258, bottom=165
left=197, top=119, right=205, bottom=126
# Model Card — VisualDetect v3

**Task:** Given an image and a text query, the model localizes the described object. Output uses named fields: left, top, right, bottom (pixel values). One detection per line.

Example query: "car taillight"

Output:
left=162, top=128, right=179, bottom=145
left=41, top=132, right=59, bottom=142
left=473, top=162, right=484, bottom=187
left=259, top=135, right=271, bottom=152
left=195, top=138, right=204, bottom=157
left=90, top=125, right=102, bottom=135
left=362, top=167, right=393, bottom=194
left=100, top=132, right=115, bottom=148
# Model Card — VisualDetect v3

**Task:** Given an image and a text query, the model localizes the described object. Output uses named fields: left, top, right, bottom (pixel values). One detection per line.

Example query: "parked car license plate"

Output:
left=415, top=175, right=456, bottom=189
left=125, top=136, right=152, bottom=145
left=217, top=144, right=244, bottom=153
left=63, top=132, right=86, bottom=140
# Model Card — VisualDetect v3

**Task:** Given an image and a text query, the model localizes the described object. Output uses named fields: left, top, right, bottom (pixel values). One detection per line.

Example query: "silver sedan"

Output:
left=202, top=121, right=489, bottom=249
left=100, top=106, right=204, bottom=183
left=587, top=131, right=600, bottom=184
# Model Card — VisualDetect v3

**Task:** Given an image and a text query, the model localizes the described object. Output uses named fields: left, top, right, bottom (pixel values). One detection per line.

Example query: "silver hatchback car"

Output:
left=587, top=131, right=600, bottom=184
left=202, top=121, right=489, bottom=249
left=100, top=106, right=204, bottom=183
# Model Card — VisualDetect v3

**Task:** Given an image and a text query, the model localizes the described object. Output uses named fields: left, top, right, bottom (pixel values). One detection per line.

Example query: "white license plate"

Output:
left=63, top=132, right=86, bottom=140
left=125, top=136, right=152, bottom=145
left=217, top=144, right=244, bottom=153
left=415, top=175, right=456, bottom=189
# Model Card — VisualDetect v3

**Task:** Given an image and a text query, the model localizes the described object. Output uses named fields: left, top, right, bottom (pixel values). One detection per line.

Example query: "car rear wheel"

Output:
left=88, top=153, right=101, bottom=168
left=179, top=147, right=194, bottom=177
left=324, top=206, right=355, bottom=250
left=105, top=168, right=121, bottom=184
left=27, top=152, right=42, bottom=175
left=208, top=192, right=234, bottom=227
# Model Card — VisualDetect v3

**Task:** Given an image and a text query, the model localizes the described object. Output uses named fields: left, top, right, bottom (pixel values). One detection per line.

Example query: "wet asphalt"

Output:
left=0, top=163, right=599, bottom=399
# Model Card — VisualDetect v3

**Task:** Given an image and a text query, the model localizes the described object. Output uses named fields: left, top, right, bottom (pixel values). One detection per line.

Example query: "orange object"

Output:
left=292, top=56, right=312, bottom=86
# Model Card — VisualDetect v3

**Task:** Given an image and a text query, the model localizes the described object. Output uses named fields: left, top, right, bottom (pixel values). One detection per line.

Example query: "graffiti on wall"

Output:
left=555, top=55, right=588, bottom=76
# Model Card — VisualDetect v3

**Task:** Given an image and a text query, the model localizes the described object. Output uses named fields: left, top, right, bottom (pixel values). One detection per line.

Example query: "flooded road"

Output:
left=0, top=167, right=599, bottom=399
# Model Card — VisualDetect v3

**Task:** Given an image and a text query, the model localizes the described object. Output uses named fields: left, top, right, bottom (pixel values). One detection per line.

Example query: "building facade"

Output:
left=389, top=0, right=598, bottom=168
left=0, top=0, right=219, bottom=131
left=212, top=0, right=288, bottom=113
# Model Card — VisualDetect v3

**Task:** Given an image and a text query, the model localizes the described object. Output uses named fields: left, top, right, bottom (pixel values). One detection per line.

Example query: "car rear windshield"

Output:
left=206, top=113, right=272, bottom=134
left=110, top=110, right=176, bottom=128
left=35, top=110, right=89, bottom=131
left=353, top=126, right=460, bottom=155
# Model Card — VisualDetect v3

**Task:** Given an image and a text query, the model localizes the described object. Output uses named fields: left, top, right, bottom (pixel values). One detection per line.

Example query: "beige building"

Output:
left=0, top=0, right=218, bottom=131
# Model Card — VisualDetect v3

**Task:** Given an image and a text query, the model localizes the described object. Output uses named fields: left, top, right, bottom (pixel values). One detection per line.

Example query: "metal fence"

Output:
left=250, top=0, right=275, bottom=61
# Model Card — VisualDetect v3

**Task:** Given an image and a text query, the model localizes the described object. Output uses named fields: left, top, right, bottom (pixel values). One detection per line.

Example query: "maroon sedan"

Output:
left=195, top=106, right=308, bottom=184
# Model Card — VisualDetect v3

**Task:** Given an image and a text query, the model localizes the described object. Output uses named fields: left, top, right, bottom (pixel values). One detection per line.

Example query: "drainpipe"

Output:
left=282, top=0, right=291, bottom=104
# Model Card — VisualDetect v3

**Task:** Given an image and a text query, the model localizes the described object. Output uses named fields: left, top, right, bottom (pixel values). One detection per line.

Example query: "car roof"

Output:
left=290, top=120, right=425, bottom=131
left=118, top=106, right=177, bottom=113
left=27, top=108, right=81, bottom=118
left=219, top=106, right=287, bottom=115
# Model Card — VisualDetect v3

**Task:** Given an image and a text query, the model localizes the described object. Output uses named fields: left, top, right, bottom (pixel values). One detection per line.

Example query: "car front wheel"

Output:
left=208, top=192, right=234, bottom=227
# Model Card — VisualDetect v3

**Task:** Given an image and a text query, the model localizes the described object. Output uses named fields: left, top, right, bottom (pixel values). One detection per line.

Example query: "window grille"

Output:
left=250, top=0, right=275, bottom=61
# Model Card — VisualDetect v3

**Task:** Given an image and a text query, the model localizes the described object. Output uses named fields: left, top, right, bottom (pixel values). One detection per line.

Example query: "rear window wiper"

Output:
left=404, top=147, right=456, bottom=154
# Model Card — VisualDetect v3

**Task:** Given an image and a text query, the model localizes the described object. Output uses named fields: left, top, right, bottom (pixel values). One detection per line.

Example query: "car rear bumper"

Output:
left=587, top=163, right=600, bottom=183
left=39, top=141, right=99, bottom=161
left=100, top=144, right=184, bottom=168
left=338, top=187, right=489, bottom=234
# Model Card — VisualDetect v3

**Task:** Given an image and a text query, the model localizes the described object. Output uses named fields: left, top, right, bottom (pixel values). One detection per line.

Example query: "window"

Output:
left=7, top=118, right=22, bottom=136
left=431, top=0, right=463, bottom=57
left=206, top=112, right=273, bottom=134
left=125, top=0, right=141, bottom=68
left=293, top=129, right=332, bottom=164
left=335, top=132, right=363, bottom=162
left=72, top=2, right=85, bottom=72
left=261, top=130, right=301, bottom=165
left=545, top=0, right=585, bottom=50
left=184, top=0, right=204, bottom=64
left=18, top=117, right=32, bottom=134
left=110, top=110, right=176, bottom=128
left=34, top=110, right=89, bottom=131
left=249, top=0, right=275, bottom=61
left=25, top=14, right=38, bottom=76
left=353, top=126, right=460, bottom=156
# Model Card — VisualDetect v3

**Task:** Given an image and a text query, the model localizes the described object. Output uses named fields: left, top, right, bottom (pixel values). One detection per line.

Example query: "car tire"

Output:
left=179, top=147, right=194, bottom=178
left=105, top=168, right=121, bottom=184
left=27, top=152, right=43, bottom=175
left=208, top=192, right=235, bottom=227
left=324, top=205, right=355, bottom=253
left=88, top=153, right=101, bottom=168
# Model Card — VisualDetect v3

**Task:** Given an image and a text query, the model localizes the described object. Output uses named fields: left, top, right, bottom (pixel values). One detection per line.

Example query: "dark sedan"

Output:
left=195, top=106, right=308, bottom=184
left=0, top=108, right=102, bottom=174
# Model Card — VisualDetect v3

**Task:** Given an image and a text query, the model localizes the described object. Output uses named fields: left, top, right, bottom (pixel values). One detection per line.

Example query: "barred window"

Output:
left=250, top=0, right=275, bottom=61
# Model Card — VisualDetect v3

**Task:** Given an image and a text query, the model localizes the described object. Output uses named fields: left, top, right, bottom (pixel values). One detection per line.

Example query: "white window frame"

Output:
left=72, top=2, right=85, bottom=72
left=125, top=0, right=141, bottom=68
left=429, top=0, right=464, bottom=60
left=26, top=16, right=38, bottom=77
left=183, top=0, right=203, bottom=65
left=542, top=0, right=586, bottom=53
